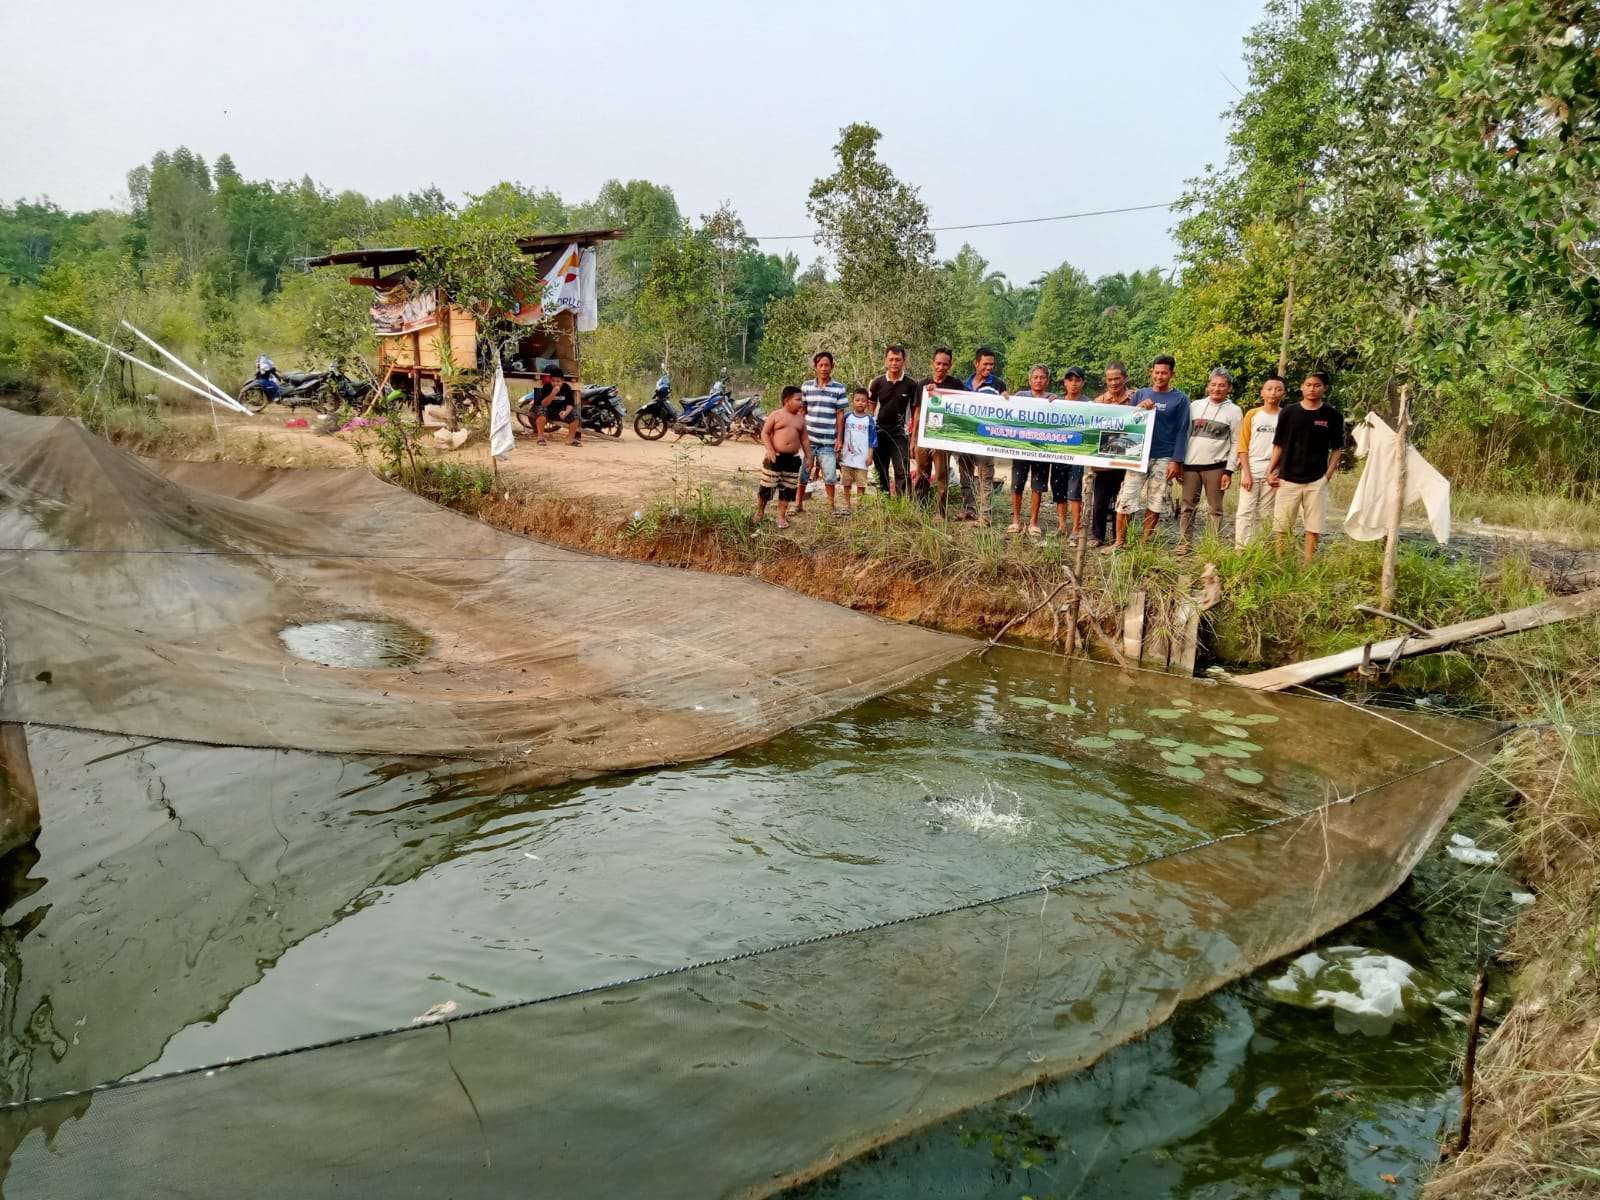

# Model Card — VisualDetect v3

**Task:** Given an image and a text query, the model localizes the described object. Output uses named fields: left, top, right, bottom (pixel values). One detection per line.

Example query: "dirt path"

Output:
left=217, top=413, right=769, bottom=511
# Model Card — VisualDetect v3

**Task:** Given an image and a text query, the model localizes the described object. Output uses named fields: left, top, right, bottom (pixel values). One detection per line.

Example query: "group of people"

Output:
left=757, top=346, right=1346, bottom=561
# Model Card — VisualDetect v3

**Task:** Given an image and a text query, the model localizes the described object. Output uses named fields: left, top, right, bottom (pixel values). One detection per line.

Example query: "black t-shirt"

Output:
left=869, top=374, right=921, bottom=435
left=1272, top=402, right=1345, bottom=484
left=914, top=374, right=967, bottom=435
left=539, top=382, right=576, bottom=410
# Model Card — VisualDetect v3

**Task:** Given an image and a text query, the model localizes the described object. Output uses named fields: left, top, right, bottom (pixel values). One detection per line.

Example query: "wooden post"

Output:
left=1380, top=387, right=1410, bottom=606
left=0, top=725, right=39, bottom=857
left=1277, top=179, right=1306, bottom=376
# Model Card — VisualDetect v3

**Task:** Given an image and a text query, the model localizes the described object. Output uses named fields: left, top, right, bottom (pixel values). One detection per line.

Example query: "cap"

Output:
left=1063, top=366, right=1086, bottom=381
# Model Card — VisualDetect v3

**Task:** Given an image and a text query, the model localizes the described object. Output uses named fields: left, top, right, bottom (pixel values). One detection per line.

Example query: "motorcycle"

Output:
left=515, top=383, right=626, bottom=438
left=727, top=393, right=765, bottom=442
left=239, top=355, right=370, bottom=415
left=631, top=372, right=728, bottom=445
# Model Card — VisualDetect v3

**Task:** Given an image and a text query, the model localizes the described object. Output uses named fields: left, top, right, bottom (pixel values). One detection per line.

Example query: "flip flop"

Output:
left=1027, top=525, right=1043, bottom=538
left=776, top=520, right=791, bottom=531
left=1006, top=521, right=1022, bottom=534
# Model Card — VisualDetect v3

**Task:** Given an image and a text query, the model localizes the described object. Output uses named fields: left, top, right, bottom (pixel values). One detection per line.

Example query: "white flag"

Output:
left=489, top=364, right=514, bottom=458
left=578, top=247, right=599, bottom=332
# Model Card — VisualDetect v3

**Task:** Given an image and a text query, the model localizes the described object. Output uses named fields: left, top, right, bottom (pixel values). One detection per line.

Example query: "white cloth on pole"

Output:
left=578, top=248, right=599, bottom=332
left=489, top=365, right=514, bottom=458
left=1344, top=411, right=1451, bottom=545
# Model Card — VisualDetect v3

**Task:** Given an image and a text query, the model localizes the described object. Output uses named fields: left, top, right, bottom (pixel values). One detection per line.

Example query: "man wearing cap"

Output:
left=1175, top=367, right=1243, bottom=553
left=534, top=366, right=582, bottom=446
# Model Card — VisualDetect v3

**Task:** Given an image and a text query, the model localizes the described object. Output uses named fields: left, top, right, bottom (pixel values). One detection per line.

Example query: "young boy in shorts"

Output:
left=756, top=386, right=811, bottom=530
left=838, top=387, right=877, bottom=513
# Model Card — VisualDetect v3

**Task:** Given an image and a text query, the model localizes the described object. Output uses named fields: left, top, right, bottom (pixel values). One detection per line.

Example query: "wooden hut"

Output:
left=305, top=228, right=624, bottom=404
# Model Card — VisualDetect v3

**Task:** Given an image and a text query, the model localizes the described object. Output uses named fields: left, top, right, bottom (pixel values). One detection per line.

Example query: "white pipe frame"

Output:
left=43, top=316, right=252, bottom=414
left=119, top=319, right=239, bottom=409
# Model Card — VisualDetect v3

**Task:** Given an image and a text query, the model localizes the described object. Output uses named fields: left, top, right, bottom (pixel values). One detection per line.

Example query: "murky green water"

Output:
left=2, top=649, right=1509, bottom=1197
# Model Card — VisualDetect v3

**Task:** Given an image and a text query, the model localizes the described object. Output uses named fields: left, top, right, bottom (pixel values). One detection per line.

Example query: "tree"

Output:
left=806, top=123, right=935, bottom=298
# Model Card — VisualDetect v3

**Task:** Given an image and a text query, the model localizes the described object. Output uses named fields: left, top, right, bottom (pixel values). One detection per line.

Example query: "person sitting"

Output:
left=534, top=367, right=581, bottom=447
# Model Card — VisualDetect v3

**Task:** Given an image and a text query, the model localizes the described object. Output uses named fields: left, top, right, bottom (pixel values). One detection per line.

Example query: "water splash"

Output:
left=925, top=783, right=1032, bottom=837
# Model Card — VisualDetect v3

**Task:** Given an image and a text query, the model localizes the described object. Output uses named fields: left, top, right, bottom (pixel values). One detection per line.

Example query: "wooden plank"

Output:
left=1122, top=590, right=1146, bottom=663
left=0, top=724, right=40, bottom=855
left=1171, top=599, right=1202, bottom=676
left=1232, top=586, right=1600, bottom=692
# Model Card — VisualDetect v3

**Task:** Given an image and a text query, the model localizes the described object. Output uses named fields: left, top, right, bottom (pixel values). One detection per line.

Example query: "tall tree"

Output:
left=806, top=123, right=936, bottom=298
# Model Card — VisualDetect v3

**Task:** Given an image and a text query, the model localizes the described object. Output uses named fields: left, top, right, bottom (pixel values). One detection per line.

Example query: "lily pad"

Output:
left=1148, top=737, right=1183, bottom=749
left=1160, top=749, right=1195, bottom=766
left=1224, top=767, right=1265, bottom=784
left=1236, top=713, right=1280, bottom=726
left=1013, top=696, right=1050, bottom=708
left=1170, top=698, right=1194, bottom=708
left=1199, top=708, right=1237, bottom=721
left=1213, top=724, right=1250, bottom=739
left=1177, top=743, right=1217, bottom=759
left=1146, top=708, right=1187, bottom=720
left=1047, top=702, right=1082, bottom=716
left=1165, top=764, right=1206, bottom=782
left=1226, top=739, right=1263, bottom=752
left=1207, top=744, right=1252, bottom=759
left=1075, top=736, right=1117, bottom=750
left=1107, top=728, right=1145, bottom=741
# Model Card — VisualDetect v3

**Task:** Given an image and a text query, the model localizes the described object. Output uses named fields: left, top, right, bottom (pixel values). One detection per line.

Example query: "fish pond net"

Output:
left=0, top=411, right=1502, bottom=1196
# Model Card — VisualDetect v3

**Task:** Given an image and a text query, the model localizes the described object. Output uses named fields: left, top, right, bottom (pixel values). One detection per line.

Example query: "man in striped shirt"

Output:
left=795, top=350, right=848, bottom=516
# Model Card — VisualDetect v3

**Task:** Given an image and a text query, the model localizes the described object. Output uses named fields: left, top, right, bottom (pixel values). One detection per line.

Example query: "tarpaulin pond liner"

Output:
left=0, top=412, right=1498, bottom=1197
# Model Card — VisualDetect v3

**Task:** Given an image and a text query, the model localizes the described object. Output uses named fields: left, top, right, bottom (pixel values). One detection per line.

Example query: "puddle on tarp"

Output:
left=1, top=648, right=1501, bottom=1198
left=276, top=617, right=432, bottom=668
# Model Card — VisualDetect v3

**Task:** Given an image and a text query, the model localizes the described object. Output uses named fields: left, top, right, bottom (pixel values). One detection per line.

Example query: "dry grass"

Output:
left=1426, top=634, right=1600, bottom=1199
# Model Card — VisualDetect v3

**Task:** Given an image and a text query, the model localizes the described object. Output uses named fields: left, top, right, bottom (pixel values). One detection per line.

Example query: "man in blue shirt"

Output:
left=957, top=346, right=1004, bottom=526
left=1106, top=354, right=1190, bottom=552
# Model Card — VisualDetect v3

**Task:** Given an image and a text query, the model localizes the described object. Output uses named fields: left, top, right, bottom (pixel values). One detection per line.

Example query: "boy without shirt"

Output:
left=1234, top=373, right=1287, bottom=546
left=756, top=386, right=811, bottom=530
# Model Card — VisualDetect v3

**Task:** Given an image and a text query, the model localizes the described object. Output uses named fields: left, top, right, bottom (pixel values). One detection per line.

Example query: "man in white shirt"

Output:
left=1176, top=367, right=1243, bottom=553
left=1234, top=373, right=1286, bottom=546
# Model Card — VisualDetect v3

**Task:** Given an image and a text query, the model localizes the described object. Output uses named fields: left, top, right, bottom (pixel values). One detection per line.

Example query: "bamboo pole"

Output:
left=43, top=317, right=251, bottom=414
left=1380, top=388, right=1410, bottom=605
left=120, top=319, right=239, bottom=409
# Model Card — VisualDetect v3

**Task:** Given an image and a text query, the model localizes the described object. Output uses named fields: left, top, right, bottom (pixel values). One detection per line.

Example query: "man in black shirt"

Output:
left=1268, top=371, right=1343, bottom=560
left=910, top=346, right=964, bottom=517
left=533, top=367, right=582, bottom=447
left=867, top=344, right=918, bottom=497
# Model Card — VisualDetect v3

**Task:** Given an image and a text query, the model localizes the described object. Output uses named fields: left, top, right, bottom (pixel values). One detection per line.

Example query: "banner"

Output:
left=916, top=388, right=1153, bottom=471
left=506, top=243, right=586, bottom=327
left=489, top=364, right=514, bottom=458
left=369, top=288, right=439, bottom=337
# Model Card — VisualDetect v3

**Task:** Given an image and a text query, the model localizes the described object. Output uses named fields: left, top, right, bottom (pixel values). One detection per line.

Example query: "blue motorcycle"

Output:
left=632, top=372, right=728, bottom=445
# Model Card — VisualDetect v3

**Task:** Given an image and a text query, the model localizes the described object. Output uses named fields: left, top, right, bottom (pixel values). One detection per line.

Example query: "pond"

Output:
left=0, top=649, right=1505, bottom=1198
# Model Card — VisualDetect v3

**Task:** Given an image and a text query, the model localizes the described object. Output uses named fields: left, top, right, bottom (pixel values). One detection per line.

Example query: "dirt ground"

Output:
left=223, top=413, right=767, bottom=511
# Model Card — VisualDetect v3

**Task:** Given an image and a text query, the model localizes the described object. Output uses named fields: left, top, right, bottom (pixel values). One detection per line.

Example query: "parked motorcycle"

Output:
left=239, top=355, right=370, bottom=415
left=632, top=372, right=728, bottom=445
left=515, top=383, right=626, bottom=438
left=727, top=393, right=765, bottom=442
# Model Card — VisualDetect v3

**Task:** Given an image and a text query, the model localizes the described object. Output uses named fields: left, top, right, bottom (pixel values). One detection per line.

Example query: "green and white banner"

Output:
left=916, top=388, right=1153, bottom=471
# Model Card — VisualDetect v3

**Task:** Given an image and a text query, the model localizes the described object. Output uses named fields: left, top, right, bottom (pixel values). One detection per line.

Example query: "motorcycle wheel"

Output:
left=238, top=382, right=270, bottom=415
left=634, top=411, right=667, bottom=440
left=604, top=411, right=623, bottom=438
left=702, top=421, right=727, bottom=447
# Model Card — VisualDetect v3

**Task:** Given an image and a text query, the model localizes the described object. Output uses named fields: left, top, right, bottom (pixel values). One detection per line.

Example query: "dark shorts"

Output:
left=1053, top=464, right=1084, bottom=503
left=544, top=400, right=576, bottom=423
left=1011, top=460, right=1050, bottom=494
left=759, top=453, right=803, bottom=501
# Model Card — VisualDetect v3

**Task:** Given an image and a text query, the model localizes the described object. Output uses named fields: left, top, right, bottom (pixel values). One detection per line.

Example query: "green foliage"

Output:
left=806, top=122, right=936, bottom=298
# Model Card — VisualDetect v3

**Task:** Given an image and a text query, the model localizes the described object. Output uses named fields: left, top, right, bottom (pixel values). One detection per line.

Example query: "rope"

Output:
left=0, top=729, right=1503, bottom=1113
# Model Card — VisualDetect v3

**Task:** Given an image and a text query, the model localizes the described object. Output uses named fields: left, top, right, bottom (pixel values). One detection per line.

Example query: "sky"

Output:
left=0, top=0, right=1263, bottom=283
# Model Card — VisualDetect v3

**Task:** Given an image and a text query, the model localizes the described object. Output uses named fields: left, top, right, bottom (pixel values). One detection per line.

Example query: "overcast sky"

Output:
left=1, top=0, right=1262, bottom=283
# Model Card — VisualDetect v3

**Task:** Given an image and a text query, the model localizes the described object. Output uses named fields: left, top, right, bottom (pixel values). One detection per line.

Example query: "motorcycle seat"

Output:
left=280, top=371, right=320, bottom=385
left=580, top=385, right=615, bottom=401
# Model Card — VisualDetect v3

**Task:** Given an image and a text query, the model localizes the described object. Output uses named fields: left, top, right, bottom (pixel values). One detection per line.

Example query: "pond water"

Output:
left=276, top=616, right=433, bottom=668
left=1, top=649, right=1508, bottom=1198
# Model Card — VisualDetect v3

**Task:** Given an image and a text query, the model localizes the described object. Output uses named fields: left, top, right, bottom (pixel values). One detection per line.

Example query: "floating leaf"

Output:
left=1170, top=698, right=1194, bottom=708
left=1047, top=702, right=1081, bottom=716
left=1226, top=739, right=1263, bottom=752
left=1199, top=708, right=1237, bottom=721
left=1074, top=736, right=1117, bottom=750
left=1013, top=696, right=1050, bottom=708
left=1107, top=728, right=1144, bottom=741
left=1148, top=737, right=1182, bottom=748
left=1177, top=743, right=1217, bottom=759
left=1236, top=713, right=1280, bottom=726
left=1225, top=767, right=1264, bottom=784
left=1160, top=749, right=1195, bottom=766
left=1165, top=764, right=1206, bottom=781
left=1208, top=744, right=1252, bottom=760
left=1146, top=708, right=1186, bottom=720
left=1213, top=724, right=1250, bottom=738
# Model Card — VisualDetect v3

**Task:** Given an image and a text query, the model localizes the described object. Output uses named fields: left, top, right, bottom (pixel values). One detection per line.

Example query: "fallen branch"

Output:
left=980, top=578, right=1075, bottom=659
